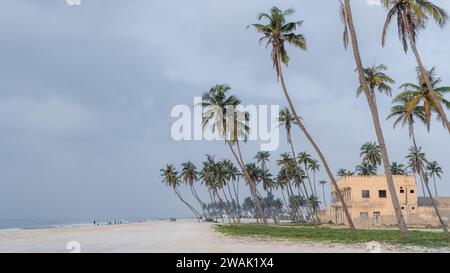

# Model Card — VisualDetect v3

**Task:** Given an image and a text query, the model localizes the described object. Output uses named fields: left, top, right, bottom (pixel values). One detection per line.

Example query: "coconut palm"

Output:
left=337, top=168, right=354, bottom=178
left=254, top=151, right=271, bottom=173
left=319, top=180, right=328, bottom=207
left=356, top=64, right=395, bottom=107
left=250, top=6, right=356, bottom=232
left=201, top=84, right=267, bottom=224
left=340, top=0, right=409, bottom=238
left=426, top=160, right=443, bottom=197
left=406, top=147, right=448, bottom=232
left=381, top=0, right=450, bottom=133
left=181, top=161, right=211, bottom=220
left=360, top=142, right=382, bottom=169
left=390, top=162, right=407, bottom=175
left=397, top=67, right=450, bottom=131
left=297, top=151, right=316, bottom=197
left=356, top=162, right=378, bottom=176
left=160, top=164, right=201, bottom=221
left=242, top=197, right=256, bottom=218
left=277, top=107, right=298, bottom=159
left=309, top=159, right=320, bottom=197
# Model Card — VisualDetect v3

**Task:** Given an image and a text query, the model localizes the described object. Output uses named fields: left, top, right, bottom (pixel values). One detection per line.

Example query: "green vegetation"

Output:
left=215, top=224, right=450, bottom=248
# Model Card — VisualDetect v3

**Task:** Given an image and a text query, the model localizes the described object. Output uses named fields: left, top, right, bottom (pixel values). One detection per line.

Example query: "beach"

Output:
left=0, top=219, right=447, bottom=253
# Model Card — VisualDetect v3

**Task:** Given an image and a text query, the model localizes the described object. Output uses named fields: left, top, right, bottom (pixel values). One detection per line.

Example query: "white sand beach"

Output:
left=0, top=219, right=447, bottom=253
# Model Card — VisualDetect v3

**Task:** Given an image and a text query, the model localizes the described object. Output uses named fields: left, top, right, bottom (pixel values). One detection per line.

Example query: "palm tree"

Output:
left=254, top=151, right=270, bottom=173
left=160, top=164, right=201, bottom=221
left=309, top=159, right=320, bottom=197
left=406, top=147, right=448, bottom=233
left=340, top=0, right=409, bottom=238
left=356, top=162, right=378, bottom=176
left=181, top=161, right=211, bottom=220
left=337, top=168, right=354, bottom=178
left=360, top=142, right=382, bottom=170
left=426, top=160, right=443, bottom=197
left=397, top=67, right=450, bottom=131
left=356, top=64, right=395, bottom=107
left=390, top=162, right=407, bottom=175
left=319, top=180, right=328, bottom=207
left=201, top=84, right=267, bottom=224
left=250, top=6, right=356, bottom=232
left=277, top=107, right=298, bottom=159
left=297, top=151, right=316, bottom=199
left=381, top=0, right=450, bottom=133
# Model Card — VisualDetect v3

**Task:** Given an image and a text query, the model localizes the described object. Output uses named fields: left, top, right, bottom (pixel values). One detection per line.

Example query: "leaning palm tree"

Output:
left=250, top=6, right=356, bottom=232
left=297, top=151, right=316, bottom=200
left=406, top=147, right=448, bottom=233
left=390, top=162, right=407, bottom=176
left=356, top=162, right=378, bottom=177
left=340, top=0, right=409, bottom=238
left=360, top=142, right=382, bottom=170
left=319, top=180, right=328, bottom=207
left=160, top=164, right=201, bottom=221
left=387, top=92, right=428, bottom=195
left=381, top=0, right=450, bottom=133
left=397, top=67, right=450, bottom=131
left=181, top=161, right=212, bottom=220
left=356, top=64, right=395, bottom=107
left=201, top=84, right=267, bottom=224
left=426, top=160, right=443, bottom=197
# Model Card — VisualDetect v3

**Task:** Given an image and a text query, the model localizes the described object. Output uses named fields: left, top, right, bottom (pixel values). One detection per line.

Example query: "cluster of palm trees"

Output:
left=160, top=145, right=326, bottom=224
left=337, top=142, right=444, bottom=198
left=161, top=1, right=449, bottom=239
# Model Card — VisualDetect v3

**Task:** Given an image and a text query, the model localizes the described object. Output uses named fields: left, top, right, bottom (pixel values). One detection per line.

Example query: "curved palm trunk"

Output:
left=343, top=0, right=408, bottom=238
left=276, top=59, right=355, bottom=232
left=214, top=190, right=232, bottom=224
left=410, top=128, right=448, bottom=233
left=231, top=179, right=241, bottom=223
left=410, top=126, right=426, bottom=197
left=190, top=186, right=208, bottom=220
left=174, top=188, right=201, bottom=222
left=403, top=17, right=450, bottom=134
left=193, top=185, right=213, bottom=219
left=433, top=177, right=438, bottom=198
left=221, top=187, right=237, bottom=223
left=227, top=140, right=268, bottom=224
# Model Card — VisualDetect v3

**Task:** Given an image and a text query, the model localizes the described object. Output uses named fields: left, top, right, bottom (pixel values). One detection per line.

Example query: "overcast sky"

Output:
left=0, top=0, right=449, bottom=221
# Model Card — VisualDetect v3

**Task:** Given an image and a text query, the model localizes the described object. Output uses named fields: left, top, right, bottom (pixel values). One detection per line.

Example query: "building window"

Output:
left=400, top=187, right=404, bottom=193
left=378, top=190, right=387, bottom=198
left=412, top=207, right=415, bottom=210
left=360, top=212, right=369, bottom=221
left=401, top=207, right=405, bottom=210
left=410, top=190, right=415, bottom=194
left=362, top=190, right=370, bottom=198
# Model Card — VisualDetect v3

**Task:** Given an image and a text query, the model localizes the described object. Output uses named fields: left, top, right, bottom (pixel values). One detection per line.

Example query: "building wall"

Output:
left=325, top=175, right=450, bottom=228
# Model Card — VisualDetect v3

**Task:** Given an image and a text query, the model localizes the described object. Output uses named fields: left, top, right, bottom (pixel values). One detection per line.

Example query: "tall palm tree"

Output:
left=381, top=0, right=450, bottom=133
left=390, top=161, right=407, bottom=175
left=397, top=67, right=450, bottom=131
left=426, top=160, right=443, bottom=197
left=319, top=180, right=328, bottom=207
left=309, top=159, right=320, bottom=197
left=297, top=151, right=316, bottom=199
left=160, top=164, right=201, bottom=221
left=201, top=84, right=267, bottom=224
left=181, top=161, right=211, bottom=220
left=250, top=6, right=356, bottom=232
left=255, top=151, right=270, bottom=172
left=277, top=107, right=298, bottom=159
left=360, top=142, right=382, bottom=170
left=356, top=64, right=395, bottom=107
left=341, top=0, right=409, bottom=238
left=406, top=147, right=448, bottom=232
left=356, top=162, right=378, bottom=176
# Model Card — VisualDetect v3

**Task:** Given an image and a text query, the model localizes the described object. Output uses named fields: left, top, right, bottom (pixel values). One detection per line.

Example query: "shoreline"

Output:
left=0, top=219, right=448, bottom=253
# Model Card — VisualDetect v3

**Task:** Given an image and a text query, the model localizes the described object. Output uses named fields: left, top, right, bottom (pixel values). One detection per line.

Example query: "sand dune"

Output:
left=0, top=219, right=447, bottom=253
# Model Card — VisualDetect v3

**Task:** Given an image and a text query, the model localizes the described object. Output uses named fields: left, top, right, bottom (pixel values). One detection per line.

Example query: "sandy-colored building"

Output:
left=324, top=175, right=450, bottom=228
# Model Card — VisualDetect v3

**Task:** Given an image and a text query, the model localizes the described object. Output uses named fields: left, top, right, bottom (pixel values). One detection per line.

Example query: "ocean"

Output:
left=0, top=218, right=132, bottom=230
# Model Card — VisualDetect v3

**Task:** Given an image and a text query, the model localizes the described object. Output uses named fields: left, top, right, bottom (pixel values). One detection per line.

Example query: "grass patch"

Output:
left=215, top=224, right=450, bottom=248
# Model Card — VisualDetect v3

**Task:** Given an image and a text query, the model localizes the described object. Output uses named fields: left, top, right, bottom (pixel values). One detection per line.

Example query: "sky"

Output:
left=0, top=0, right=449, bottom=221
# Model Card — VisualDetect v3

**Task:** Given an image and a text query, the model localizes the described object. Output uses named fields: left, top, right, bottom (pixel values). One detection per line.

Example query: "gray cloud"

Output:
left=0, top=0, right=448, bottom=221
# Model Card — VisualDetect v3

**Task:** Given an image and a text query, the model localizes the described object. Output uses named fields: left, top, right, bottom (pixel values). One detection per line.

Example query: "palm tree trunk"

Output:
left=410, top=126, right=426, bottom=197
left=234, top=141, right=268, bottom=224
left=190, top=186, right=208, bottom=219
left=433, top=177, right=438, bottom=198
left=403, top=16, right=450, bottom=134
left=343, top=0, right=408, bottom=238
left=214, top=190, right=232, bottom=224
left=231, top=179, right=241, bottom=223
left=322, top=184, right=327, bottom=207
left=174, top=188, right=201, bottom=222
left=221, top=187, right=237, bottom=223
left=275, top=59, right=356, bottom=232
